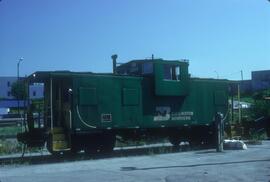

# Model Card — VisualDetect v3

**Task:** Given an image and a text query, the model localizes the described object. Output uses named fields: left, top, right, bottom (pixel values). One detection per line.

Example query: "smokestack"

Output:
left=111, top=54, right=118, bottom=74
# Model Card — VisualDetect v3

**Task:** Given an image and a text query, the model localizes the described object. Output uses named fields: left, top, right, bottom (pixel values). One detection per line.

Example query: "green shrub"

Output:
left=0, top=139, right=22, bottom=155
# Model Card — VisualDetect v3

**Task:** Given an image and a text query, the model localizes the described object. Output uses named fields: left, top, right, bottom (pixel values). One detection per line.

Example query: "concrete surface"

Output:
left=1, top=141, right=270, bottom=182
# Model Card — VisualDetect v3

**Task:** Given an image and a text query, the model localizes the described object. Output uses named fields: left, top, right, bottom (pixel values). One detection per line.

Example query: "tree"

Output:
left=252, top=89, right=270, bottom=137
left=252, top=89, right=270, bottom=118
left=11, top=81, right=27, bottom=100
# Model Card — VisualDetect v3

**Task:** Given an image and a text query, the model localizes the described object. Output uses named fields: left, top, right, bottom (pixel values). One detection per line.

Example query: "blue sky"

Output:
left=0, top=0, right=269, bottom=80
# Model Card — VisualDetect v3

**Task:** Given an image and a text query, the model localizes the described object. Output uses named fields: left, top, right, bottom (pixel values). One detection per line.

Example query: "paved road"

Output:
left=1, top=141, right=270, bottom=182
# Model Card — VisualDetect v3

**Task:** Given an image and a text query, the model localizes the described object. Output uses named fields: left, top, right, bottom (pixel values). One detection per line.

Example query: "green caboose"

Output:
left=18, top=55, right=228, bottom=154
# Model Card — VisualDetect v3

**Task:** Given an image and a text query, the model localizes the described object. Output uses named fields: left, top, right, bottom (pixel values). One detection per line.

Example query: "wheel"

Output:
left=66, top=145, right=80, bottom=156
left=84, top=146, right=99, bottom=155
left=188, top=140, right=202, bottom=149
left=168, top=136, right=181, bottom=146
left=84, top=133, right=115, bottom=155
left=200, top=139, right=215, bottom=149
left=84, top=138, right=100, bottom=155
left=99, top=134, right=116, bottom=154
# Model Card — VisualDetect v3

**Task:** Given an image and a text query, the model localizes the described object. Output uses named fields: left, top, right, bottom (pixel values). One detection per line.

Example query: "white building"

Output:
left=0, top=76, right=44, bottom=100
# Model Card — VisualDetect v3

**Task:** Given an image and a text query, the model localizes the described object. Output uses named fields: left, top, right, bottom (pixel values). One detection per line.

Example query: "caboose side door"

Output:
left=46, top=76, right=73, bottom=131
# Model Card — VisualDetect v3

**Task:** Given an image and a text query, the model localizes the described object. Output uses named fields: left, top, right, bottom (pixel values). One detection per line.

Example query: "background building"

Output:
left=230, top=70, right=270, bottom=94
left=251, top=70, right=270, bottom=91
left=0, top=76, right=44, bottom=100
left=0, top=76, right=44, bottom=113
left=0, top=77, right=18, bottom=99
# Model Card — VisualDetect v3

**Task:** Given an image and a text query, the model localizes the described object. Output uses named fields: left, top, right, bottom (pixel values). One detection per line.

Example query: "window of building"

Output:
left=7, top=91, right=11, bottom=97
left=163, top=64, right=181, bottom=81
left=7, top=81, right=10, bottom=87
left=33, top=91, right=36, bottom=97
left=142, top=62, right=153, bottom=75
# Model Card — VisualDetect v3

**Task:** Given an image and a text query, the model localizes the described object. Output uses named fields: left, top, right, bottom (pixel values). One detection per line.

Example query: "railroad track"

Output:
left=0, top=143, right=200, bottom=166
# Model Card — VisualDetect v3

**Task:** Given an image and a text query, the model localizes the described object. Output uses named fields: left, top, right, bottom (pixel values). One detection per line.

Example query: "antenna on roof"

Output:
left=151, top=54, right=154, bottom=60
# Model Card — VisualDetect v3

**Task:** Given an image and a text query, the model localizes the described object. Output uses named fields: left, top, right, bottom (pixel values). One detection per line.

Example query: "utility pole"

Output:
left=215, top=113, right=224, bottom=152
left=238, top=70, right=243, bottom=124
left=17, top=57, right=23, bottom=115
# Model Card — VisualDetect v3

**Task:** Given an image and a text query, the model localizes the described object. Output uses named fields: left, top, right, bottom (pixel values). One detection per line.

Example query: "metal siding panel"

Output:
left=123, top=88, right=139, bottom=106
left=79, top=87, right=97, bottom=105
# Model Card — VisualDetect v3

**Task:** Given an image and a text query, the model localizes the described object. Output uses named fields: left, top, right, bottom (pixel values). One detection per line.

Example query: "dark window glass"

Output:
left=129, top=62, right=139, bottom=74
left=163, top=64, right=181, bottom=81
left=33, top=91, right=36, bottom=96
left=142, top=63, right=153, bottom=74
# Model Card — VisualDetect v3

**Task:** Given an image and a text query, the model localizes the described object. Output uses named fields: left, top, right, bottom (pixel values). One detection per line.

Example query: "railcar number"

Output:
left=101, top=114, right=112, bottom=122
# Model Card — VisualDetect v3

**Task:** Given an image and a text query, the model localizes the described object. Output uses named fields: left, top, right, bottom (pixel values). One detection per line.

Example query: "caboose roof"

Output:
left=27, top=70, right=141, bottom=83
left=27, top=58, right=189, bottom=83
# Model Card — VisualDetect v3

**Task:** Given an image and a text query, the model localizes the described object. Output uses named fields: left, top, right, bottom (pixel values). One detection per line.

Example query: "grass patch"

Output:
left=0, top=139, right=22, bottom=155
left=0, top=126, right=24, bottom=155
left=250, top=130, right=268, bottom=140
left=244, top=130, right=268, bottom=145
left=245, top=140, right=262, bottom=145
left=0, top=126, right=22, bottom=136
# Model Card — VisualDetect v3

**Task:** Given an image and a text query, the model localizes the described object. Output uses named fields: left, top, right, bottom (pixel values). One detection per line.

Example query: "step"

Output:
left=51, top=127, right=64, bottom=134
left=53, top=134, right=66, bottom=141
left=53, top=141, right=69, bottom=151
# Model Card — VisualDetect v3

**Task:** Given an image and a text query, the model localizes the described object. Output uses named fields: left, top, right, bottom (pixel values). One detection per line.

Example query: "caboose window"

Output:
left=129, top=62, right=139, bottom=74
left=163, top=64, right=180, bottom=81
